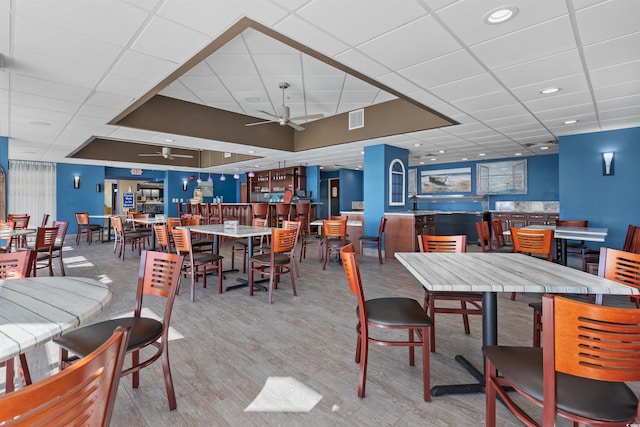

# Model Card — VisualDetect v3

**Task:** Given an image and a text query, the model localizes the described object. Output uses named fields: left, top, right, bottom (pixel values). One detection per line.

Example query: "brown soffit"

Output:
left=110, top=16, right=457, bottom=153
left=72, top=137, right=254, bottom=168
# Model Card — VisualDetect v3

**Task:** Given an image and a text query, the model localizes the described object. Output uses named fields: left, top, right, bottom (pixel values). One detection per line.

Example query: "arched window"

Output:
left=389, top=159, right=405, bottom=206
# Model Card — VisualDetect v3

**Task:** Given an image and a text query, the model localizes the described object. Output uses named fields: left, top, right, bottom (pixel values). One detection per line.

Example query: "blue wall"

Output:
left=57, top=163, right=105, bottom=234
left=410, top=154, right=559, bottom=211
left=0, top=137, right=7, bottom=216
left=339, top=169, right=363, bottom=211
left=306, top=165, right=320, bottom=202
left=559, top=127, right=640, bottom=249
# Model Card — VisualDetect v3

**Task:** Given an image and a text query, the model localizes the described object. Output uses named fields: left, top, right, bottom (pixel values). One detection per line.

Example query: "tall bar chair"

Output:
left=275, top=203, right=291, bottom=228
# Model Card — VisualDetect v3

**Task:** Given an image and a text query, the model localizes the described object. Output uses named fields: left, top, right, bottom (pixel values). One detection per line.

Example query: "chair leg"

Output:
left=377, top=242, right=383, bottom=264
left=429, top=295, right=436, bottom=353
left=268, top=270, right=275, bottom=304
left=510, top=292, right=516, bottom=300
left=131, top=349, right=139, bottom=388
left=485, top=358, right=497, bottom=426
left=249, top=263, right=255, bottom=296
left=19, top=353, right=32, bottom=386
left=461, top=301, right=471, bottom=335
left=59, top=254, right=65, bottom=276
left=162, top=345, right=177, bottom=410
left=408, top=329, right=415, bottom=366
left=358, top=335, right=368, bottom=398
left=289, top=265, right=297, bottom=297
left=421, top=326, right=430, bottom=401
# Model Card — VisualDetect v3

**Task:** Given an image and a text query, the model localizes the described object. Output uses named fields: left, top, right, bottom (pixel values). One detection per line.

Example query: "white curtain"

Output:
left=8, top=160, right=57, bottom=225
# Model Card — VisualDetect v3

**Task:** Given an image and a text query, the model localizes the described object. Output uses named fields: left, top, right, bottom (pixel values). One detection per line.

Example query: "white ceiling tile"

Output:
left=471, top=104, right=530, bottom=121
left=207, top=54, right=258, bottom=77
left=399, top=50, right=485, bottom=88
left=494, top=49, right=583, bottom=89
left=252, top=54, right=302, bottom=75
left=97, top=73, right=152, bottom=99
left=590, top=60, right=640, bottom=88
left=218, top=76, right=265, bottom=92
left=510, top=73, right=589, bottom=103
left=524, top=90, right=593, bottom=113
left=86, top=91, right=133, bottom=110
left=303, top=75, right=345, bottom=92
left=599, top=105, right=640, bottom=121
left=298, top=0, right=427, bottom=46
left=435, top=0, right=568, bottom=46
left=275, top=15, right=349, bottom=57
left=471, top=16, right=576, bottom=70
left=583, top=31, right=640, bottom=70
left=576, top=0, right=640, bottom=45
left=594, top=79, right=640, bottom=102
left=358, top=15, right=461, bottom=70
left=0, top=10, right=9, bottom=53
left=12, top=51, right=105, bottom=89
left=598, top=93, right=640, bottom=111
left=453, top=90, right=519, bottom=112
left=180, top=75, right=225, bottom=92
left=131, top=16, right=210, bottom=63
left=12, top=75, right=91, bottom=103
left=15, top=16, right=122, bottom=70
left=430, top=73, right=504, bottom=102
left=334, top=49, right=390, bottom=78
left=12, top=92, right=80, bottom=114
left=110, top=50, right=177, bottom=82
left=376, top=73, right=421, bottom=94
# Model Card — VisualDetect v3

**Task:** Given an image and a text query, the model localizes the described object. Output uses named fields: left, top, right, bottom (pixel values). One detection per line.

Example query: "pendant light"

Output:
left=206, top=151, right=213, bottom=181
left=247, top=150, right=255, bottom=177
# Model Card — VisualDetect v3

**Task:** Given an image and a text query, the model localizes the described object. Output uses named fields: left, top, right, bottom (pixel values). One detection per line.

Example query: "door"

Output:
left=329, top=178, right=340, bottom=217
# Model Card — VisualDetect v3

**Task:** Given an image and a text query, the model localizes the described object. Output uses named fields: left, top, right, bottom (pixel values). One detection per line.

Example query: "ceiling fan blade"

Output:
left=289, top=113, right=324, bottom=121
left=171, top=154, right=194, bottom=158
left=256, top=110, right=280, bottom=119
left=288, top=121, right=305, bottom=131
left=138, top=152, right=162, bottom=157
left=245, top=120, right=278, bottom=127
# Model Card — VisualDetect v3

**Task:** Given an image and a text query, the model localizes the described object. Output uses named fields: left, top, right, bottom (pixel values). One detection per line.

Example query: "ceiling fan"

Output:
left=245, top=82, right=324, bottom=131
left=138, top=146, right=194, bottom=161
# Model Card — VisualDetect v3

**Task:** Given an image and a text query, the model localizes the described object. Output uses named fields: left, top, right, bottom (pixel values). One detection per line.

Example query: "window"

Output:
left=389, top=159, right=405, bottom=206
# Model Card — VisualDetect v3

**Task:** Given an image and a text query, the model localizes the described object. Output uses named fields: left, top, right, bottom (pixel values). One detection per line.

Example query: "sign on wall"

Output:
left=123, top=192, right=135, bottom=209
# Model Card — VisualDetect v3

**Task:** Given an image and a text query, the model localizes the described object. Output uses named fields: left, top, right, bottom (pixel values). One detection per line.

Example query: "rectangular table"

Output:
left=126, top=216, right=166, bottom=250
left=178, top=224, right=273, bottom=292
left=395, top=252, right=638, bottom=397
left=524, top=224, right=608, bottom=265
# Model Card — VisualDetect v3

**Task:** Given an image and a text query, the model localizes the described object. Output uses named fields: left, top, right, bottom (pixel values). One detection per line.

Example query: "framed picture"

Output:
left=476, top=159, right=527, bottom=194
left=198, top=180, right=214, bottom=197
left=421, top=167, right=472, bottom=193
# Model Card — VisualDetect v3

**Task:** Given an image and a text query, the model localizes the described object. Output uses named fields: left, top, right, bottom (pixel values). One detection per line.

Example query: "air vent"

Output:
left=349, top=109, right=364, bottom=130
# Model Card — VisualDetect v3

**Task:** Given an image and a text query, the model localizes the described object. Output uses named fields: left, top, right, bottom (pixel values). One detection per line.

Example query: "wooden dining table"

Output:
left=0, top=276, right=111, bottom=392
left=395, top=252, right=639, bottom=397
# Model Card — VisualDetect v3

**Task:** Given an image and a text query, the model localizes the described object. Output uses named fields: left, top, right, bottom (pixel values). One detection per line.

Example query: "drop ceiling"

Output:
left=2, top=0, right=639, bottom=173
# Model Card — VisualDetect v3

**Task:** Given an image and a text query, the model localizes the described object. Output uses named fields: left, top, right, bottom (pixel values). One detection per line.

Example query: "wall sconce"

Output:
left=602, top=152, right=615, bottom=176
left=182, top=179, right=188, bottom=191
left=73, top=175, right=80, bottom=189
left=96, top=184, right=102, bottom=193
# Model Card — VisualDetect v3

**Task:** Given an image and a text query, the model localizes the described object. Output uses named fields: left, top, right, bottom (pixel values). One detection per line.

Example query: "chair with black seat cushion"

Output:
left=585, top=224, right=640, bottom=274
left=0, top=221, right=16, bottom=253
left=231, top=217, right=268, bottom=273
left=418, top=234, right=482, bottom=353
left=0, top=250, right=35, bottom=393
left=24, top=226, right=58, bottom=276
left=54, top=250, right=184, bottom=411
left=74, top=212, right=102, bottom=245
left=555, top=219, right=588, bottom=267
left=249, top=225, right=298, bottom=304
left=7, top=214, right=30, bottom=250
left=180, top=217, right=213, bottom=253
left=111, top=216, right=146, bottom=261
left=49, top=220, right=69, bottom=276
left=491, top=219, right=507, bottom=247
left=1, top=326, right=130, bottom=426
left=172, top=227, right=223, bottom=301
left=154, top=223, right=172, bottom=253
left=484, top=293, right=640, bottom=426
left=340, top=244, right=432, bottom=401
left=275, top=203, right=291, bottom=228
left=359, top=217, right=386, bottom=264
left=475, top=220, right=492, bottom=252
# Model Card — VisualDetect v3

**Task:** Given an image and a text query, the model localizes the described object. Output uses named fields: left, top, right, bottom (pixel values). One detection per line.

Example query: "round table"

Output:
left=0, top=276, right=111, bottom=391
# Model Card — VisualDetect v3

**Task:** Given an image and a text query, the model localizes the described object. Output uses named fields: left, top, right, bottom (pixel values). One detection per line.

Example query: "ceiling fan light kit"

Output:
left=138, top=146, right=194, bottom=160
left=245, top=82, right=323, bottom=131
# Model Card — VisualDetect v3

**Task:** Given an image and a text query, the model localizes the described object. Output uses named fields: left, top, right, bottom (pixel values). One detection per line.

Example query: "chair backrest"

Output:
left=491, top=219, right=504, bottom=237
left=171, top=227, right=193, bottom=257
left=475, top=221, right=491, bottom=252
left=252, top=203, right=269, bottom=220
left=271, top=226, right=298, bottom=254
left=510, top=228, right=554, bottom=261
left=166, top=217, right=181, bottom=231
left=622, top=224, right=640, bottom=253
left=0, top=250, right=34, bottom=279
left=154, top=224, right=171, bottom=252
left=340, top=244, right=367, bottom=327
left=0, top=325, right=130, bottom=427
left=376, top=217, right=387, bottom=238
left=180, top=217, right=200, bottom=227
left=418, top=234, right=467, bottom=253
left=8, top=214, right=30, bottom=230
left=0, top=221, right=16, bottom=251
left=41, top=213, right=50, bottom=227
left=135, top=251, right=184, bottom=324
left=52, top=220, right=69, bottom=245
left=597, top=247, right=640, bottom=293
left=331, top=215, right=348, bottom=221
left=294, top=202, right=311, bottom=236
left=75, top=212, right=89, bottom=226
left=111, top=216, right=123, bottom=234
left=541, top=293, right=640, bottom=424
left=323, top=219, right=347, bottom=241
left=555, top=219, right=588, bottom=228
left=275, top=203, right=291, bottom=217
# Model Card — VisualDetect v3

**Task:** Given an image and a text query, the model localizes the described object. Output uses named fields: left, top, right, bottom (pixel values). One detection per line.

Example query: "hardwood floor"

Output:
left=7, top=238, right=637, bottom=426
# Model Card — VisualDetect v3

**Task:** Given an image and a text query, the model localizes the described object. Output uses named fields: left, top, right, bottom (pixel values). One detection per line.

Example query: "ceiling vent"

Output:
left=349, top=109, right=364, bottom=130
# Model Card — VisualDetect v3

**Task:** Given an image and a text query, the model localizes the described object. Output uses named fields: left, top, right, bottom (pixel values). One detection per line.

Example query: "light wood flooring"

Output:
left=6, top=236, right=637, bottom=426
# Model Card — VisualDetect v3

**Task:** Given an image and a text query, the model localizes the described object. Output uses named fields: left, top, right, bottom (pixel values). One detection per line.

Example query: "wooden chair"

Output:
left=0, top=221, right=16, bottom=253
left=475, top=221, right=492, bottom=252
left=180, top=216, right=213, bottom=253
left=249, top=225, right=298, bottom=304
left=48, top=220, right=69, bottom=276
left=585, top=224, right=640, bottom=274
left=275, top=203, right=291, bottom=227
left=510, top=227, right=554, bottom=300
left=25, top=226, right=59, bottom=276
left=1, top=326, right=130, bottom=426
left=111, top=216, right=146, bottom=261
left=74, top=212, right=103, bottom=245
left=0, top=250, right=35, bottom=393
left=340, top=244, right=432, bottom=401
left=252, top=202, right=269, bottom=223
left=40, top=213, right=49, bottom=227
left=491, top=219, right=506, bottom=247
left=7, top=214, right=30, bottom=249
left=172, top=227, right=223, bottom=301
left=231, top=217, right=268, bottom=273
left=54, top=251, right=184, bottom=411
left=154, top=223, right=172, bottom=253
left=484, top=294, right=640, bottom=426
left=322, top=218, right=348, bottom=270
left=281, top=220, right=301, bottom=278
left=418, top=234, right=482, bottom=352
left=555, top=219, right=588, bottom=266
left=359, top=217, right=387, bottom=264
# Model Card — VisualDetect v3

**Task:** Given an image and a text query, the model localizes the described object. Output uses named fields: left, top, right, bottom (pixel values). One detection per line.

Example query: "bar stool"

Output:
left=252, top=202, right=269, bottom=223
left=275, top=203, right=291, bottom=228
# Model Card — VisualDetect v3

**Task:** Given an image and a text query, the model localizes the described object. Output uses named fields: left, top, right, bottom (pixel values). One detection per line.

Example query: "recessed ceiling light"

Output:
left=360, top=151, right=364, bottom=155
left=484, top=7, right=518, bottom=24
left=165, top=138, right=174, bottom=142
left=461, top=158, right=468, bottom=161
left=540, top=146, right=549, bottom=150
left=430, top=157, right=437, bottom=161
left=438, top=150, right=445, bottom=154
left=515, top=152, right=522, bottom=156
left=540, top=87, right=560, bottom=95
left=563, top=119, right=578, bottom=125
left=414, top=143, right=421, bottom=147
left=248, top=150, right=255, bottom=154
left=479, top=153, right=486, bottom=157
left=319, top=166, right=324, bottom=170
left=419, top=161, right=425, bottom=165
left=29, top=121, right=51, bottom=126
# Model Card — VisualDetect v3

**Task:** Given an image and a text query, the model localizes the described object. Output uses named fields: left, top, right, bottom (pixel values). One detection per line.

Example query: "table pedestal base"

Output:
left=430, top=355, right=485, bottom=396
left=225, top=277, right=268, bottom=293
